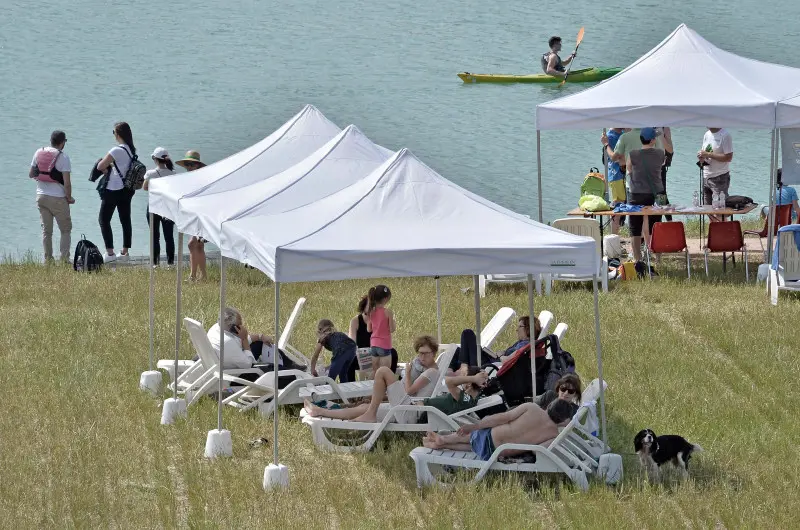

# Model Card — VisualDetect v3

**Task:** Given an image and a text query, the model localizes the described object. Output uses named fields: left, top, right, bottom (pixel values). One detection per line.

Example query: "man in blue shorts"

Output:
left=601, top=128, right=629, bottom=234
left=422, top=400, right=575, bottom=460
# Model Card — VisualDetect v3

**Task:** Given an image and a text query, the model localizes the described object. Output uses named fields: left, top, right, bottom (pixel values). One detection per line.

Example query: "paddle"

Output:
left=559, top=27, right=585, bottom=86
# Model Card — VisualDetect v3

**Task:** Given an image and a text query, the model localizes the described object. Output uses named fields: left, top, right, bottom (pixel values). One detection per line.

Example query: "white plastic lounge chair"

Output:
left=409, top=405, right=595, bottom=490
left=478, top=274, right=542, bottom=298
left=537, top=311, right=554, bottom=339
left=544, top=218, right=608, bottom=294
left=180, top=317, right=270, bottom=405
left=481, top=307, right=516, bottom=350
left=277, top=297, right=311, bottom=367
left=300, top=345, right=500, bottom=452
left=770, top=229, right=800, bottom=305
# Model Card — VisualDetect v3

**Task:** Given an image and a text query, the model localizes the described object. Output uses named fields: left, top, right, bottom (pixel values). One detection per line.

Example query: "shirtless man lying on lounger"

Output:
left=422, top=400, right=575, bottom=460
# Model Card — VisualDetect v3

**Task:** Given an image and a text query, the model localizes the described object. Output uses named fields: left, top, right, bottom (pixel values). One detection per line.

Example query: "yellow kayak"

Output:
left=457, top=67, right=622, bottom=84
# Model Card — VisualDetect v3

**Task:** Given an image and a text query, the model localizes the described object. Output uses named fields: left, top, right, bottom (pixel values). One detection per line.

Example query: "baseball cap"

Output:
left=640, top=127, right=657, bottom=142
left=151, top=147, right=170, bottom=159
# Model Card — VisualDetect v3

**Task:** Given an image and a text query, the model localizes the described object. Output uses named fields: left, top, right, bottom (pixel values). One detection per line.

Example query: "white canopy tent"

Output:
left=778, top=93, right=800, bottom=128
left=176, top=125, right=393, bottom=245
left=534, top=24, right=800, bottom=281
left=215, top=148, right=607, bottom=479
left=144, top=105, right=340, bottom=412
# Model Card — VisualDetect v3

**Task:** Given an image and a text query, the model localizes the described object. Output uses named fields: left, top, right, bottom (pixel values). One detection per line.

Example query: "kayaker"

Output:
left=541, top=36, right=574, bottom=78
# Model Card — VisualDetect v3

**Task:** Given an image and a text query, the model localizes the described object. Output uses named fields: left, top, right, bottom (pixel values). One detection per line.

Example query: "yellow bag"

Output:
left=619, top=261, right=638, bottom=280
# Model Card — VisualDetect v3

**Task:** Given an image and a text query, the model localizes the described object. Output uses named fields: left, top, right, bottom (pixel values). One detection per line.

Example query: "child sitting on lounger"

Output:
left=305, top=335, right=441, bottom=423
left=422, top=400, right=575, bottom=461
left=310, top=319, right=357, bottom=383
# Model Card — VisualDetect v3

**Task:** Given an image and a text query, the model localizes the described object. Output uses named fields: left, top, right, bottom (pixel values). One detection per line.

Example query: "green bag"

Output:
left=580, top=168, right=607, bottom=198
left=579, top=194, right=610, bottom=212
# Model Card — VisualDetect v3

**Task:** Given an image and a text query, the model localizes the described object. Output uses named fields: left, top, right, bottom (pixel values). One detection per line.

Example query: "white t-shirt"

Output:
left=143, top=167, right=175, bottom=185
left=701, top=129, right=733, bottom=179
left=31, top=147, right=71, bottom=198
left=207, top=323, right=256, bottom=370
left=107, top=145, right=134, bottom=191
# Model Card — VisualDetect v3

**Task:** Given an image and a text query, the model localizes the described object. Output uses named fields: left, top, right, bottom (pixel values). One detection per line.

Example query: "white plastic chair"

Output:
left=770, top=230, right=800, bottom=305
left=478, top=274, right=542, bottom=298
left=544, top=218, right=608, bottom=294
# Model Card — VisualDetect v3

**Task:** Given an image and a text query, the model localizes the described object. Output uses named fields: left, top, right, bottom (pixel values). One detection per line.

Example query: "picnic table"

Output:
left=567, top=204, right=758, bottom=267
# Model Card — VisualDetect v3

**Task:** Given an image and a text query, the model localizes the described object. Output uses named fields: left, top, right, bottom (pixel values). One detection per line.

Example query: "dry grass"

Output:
left=1, top=258, right=798, bottom=528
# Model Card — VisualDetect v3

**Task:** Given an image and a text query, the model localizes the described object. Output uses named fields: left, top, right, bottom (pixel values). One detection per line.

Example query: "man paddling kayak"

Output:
left=541, top=36, right=575, bottom=78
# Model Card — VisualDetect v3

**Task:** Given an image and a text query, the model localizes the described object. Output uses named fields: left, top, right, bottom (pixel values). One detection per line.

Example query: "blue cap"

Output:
left=640, top=127, right=657, bottom=142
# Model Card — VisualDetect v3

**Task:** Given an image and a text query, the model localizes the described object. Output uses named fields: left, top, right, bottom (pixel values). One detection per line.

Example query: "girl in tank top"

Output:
left=365, top=284, right=395, bottom=373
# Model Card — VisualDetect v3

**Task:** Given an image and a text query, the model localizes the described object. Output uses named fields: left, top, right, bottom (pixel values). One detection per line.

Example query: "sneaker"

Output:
left=103, top=253, right=117, bottom=263
left=117, top=253, right=130, bottom=263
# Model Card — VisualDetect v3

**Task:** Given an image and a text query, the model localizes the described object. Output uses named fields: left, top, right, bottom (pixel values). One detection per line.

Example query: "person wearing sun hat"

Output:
left=177, top=149, right=208, bottom=280
left=176, top=150, right=206, bottom=171
left=143, top=147, right=176, bottom=267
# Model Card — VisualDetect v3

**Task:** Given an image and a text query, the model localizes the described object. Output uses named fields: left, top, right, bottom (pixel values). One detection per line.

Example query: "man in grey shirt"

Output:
left=627, top=127, right=665, bottom=265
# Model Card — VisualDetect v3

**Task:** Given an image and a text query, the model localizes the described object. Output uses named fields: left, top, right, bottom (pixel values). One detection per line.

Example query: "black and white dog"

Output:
left=633, top=429, right=703, bottom=482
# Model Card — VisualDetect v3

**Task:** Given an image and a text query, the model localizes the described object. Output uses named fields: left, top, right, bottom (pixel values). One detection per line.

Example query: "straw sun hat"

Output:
left=176, top=150, right=206, bottom=169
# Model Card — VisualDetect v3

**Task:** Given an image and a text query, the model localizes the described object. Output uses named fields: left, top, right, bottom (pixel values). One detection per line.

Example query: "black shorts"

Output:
left=628, top=193, right=662, bottom=237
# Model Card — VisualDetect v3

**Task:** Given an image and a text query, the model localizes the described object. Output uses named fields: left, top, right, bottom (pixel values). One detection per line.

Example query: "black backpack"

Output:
left=73, top=235, right=104, bottom=272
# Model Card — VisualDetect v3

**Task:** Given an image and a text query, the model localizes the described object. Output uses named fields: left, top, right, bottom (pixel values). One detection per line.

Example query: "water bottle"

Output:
left=712, top=191, right=720, bottom=209
left=76, top=255, right=83, bottom=272
left=692, top=191, right=700, bottom=208
left=718, top=190, right=726, bottom=209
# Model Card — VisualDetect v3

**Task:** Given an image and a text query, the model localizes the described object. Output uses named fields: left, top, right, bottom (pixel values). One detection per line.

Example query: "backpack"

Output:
left=113, top=145, right=147, bottom=191
left=725, top=195, right=754, bottom=210
left=493, top=334, right=575, bottom=407
left=580, top=168, right=606, bottom=198
left=73, top=235, right=104, bottom=273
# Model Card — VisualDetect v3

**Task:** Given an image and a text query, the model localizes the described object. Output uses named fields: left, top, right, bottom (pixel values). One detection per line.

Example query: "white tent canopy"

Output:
left=148, top=104, right=341, bottom=221
left=220, top=148, right=598, bottom=283
left=536, top=24, right=800, bottom=130
left=177, top=125, right=393, bottom=245
left=778, top=93, right=800, bottom=128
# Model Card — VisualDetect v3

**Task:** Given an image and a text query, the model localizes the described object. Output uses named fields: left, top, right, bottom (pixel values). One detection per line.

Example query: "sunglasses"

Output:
left=559, top=386, right=576, bottom=394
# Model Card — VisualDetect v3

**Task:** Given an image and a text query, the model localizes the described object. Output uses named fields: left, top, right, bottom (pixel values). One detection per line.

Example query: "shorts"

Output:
left=627, top=193, right=662, bottom=237
left=609, top=179, right=626, bottom=204
left=370, top=346, right=392, bottom=357
left=703, top=172, right=731, bottom=206
left=470, top=428, right=496, bottom=460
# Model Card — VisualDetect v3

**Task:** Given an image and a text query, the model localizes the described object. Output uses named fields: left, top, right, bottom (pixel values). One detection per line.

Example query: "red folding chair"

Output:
left=647, top=222, right=690, bottom=279
left=704, top=221, right=748, bottom=281
left=743, top=204, right=792, bottom=259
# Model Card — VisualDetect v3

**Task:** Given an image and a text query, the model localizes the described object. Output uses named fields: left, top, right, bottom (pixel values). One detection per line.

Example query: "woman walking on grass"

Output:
left=95, top=122, right=137, bottom=262
left=142, top=147, right=176, bottom=267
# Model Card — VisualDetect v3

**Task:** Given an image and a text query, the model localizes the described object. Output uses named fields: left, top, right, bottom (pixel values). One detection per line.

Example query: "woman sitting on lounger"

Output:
left=305, top=335, right=443, bottom=423
left=451, top=315, right=542, bottom=370
left=534, top=373, right=582, bottom=417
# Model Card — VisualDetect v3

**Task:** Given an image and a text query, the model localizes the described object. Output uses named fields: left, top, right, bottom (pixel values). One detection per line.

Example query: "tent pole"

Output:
left=173, top=233, right=184, bottom=400
left=148, top=212, right=155, bottom=372
left=273, top=281, right=281, bottom=466
left=217, top=256, right=226, bottom=432
left=527, top=274, right=536, bottom=399
left=592, top=277, right=607, bottom=446
left=435, top=276, right=442, bottom=344
left=473, top=275, right=481, bottom=366
left=537, top=130, right=544, bottom=222
left=766, top=128, right=778, bottom=268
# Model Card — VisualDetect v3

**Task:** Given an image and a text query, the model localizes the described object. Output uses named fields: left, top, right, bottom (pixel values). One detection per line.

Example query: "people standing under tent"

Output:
left=311, top=319, right=357, bottom=383
left=698, top=127, right=733, bottom=222
left=30, top=130, right=74, bottom=263
left=541, top=36, right=575, bottom=78
left=348, top=295, right=397, bottom=379
left=601, top=127, right=629, bottom=234
left=176, top=151, right=208, bottom=281
left=626, top=128, right=665, bottom=274
left=96, top=122, right=137, bottom=262
left=142, top=147, right=176, bottom=267
left=365, top=284, right=396, bottom=373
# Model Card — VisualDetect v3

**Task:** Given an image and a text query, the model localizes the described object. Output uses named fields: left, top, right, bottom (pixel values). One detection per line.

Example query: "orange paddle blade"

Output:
left=576, top=26, right=585, bottom=46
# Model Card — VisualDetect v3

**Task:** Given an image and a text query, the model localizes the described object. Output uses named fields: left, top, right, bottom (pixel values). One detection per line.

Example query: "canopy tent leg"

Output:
left=473, top=275, right=481, bottom=365
left=527, top=274, right=536, bottom=399
left=264, top=280, right=289, bottom=489
left=173, top=233, right=184, bottom=400
left=766, top=128, right=778, bottom=268
left=140, top=212, right=161, bottom=394
left=537, top=130, right=544, bottom=223
left=435, top=276, right=442, bottom=344
left=204, top=256, right=233, bottom=458
left=592, top=277, right=607, bottom=446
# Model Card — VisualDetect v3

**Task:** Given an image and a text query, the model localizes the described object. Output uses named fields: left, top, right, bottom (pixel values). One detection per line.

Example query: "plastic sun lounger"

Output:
left=544, top=218, right=609, bottom=294
left=478, top=273, right=543, bottom=298
left=770, top=230, right=800, bottom=305
left=157, top=296, right=310, bottom=382
left=409, top=406, right=595, bottom=490
left=300, top=345, right=476, bottom=452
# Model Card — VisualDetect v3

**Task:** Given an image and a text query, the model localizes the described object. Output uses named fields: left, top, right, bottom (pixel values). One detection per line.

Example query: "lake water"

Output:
left=2, top=0, right=798, bottom=257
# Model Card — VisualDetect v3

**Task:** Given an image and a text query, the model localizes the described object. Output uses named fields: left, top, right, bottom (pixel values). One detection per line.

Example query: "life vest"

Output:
left=33, top=148, right=64, bottom=185
left=540, top=52, right=565, bottom=74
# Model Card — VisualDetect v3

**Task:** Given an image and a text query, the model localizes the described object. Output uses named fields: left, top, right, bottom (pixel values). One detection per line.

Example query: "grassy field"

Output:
left=1, top=257, right=798, bottom=529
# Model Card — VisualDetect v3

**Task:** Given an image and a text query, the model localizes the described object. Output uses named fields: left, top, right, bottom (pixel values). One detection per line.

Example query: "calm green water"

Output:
left=1, top=0, right=798, bottom=257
